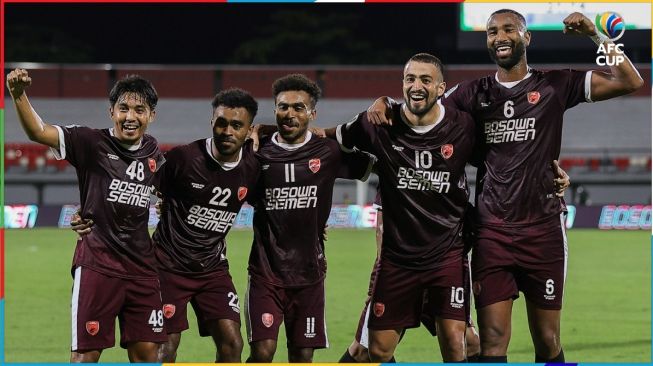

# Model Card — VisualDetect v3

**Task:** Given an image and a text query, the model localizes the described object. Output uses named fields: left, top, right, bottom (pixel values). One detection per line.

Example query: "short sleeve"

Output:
left=155, top=149, right=179, bottom=194
left=442, top=82, right=474, bottom=113
left=337, top=149, right=376, bottom=181
left=550, top=69, right=591, bottom=109
left=335, top=112, right=377, bottom=154
left=49, top=125, right=92, bottom=168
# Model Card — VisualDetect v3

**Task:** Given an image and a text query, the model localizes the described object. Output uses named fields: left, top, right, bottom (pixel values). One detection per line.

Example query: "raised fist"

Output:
left=6, top=68, right=32, bottom=98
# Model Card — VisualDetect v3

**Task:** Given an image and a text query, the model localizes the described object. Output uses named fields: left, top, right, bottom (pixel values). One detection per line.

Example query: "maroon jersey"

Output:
left=152, top=139, right=260, bottom=275
left=443, top=69, right=590, bottom=226
left=52, top=126, right=165, bottom=279
left=337, top=104, right=475, bottom=270
left=249, top=132, right=373, bottom=287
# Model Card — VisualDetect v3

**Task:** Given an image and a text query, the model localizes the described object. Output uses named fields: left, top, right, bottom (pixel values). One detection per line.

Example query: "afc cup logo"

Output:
left=595, top=11, right=626, bottom=42
left=595, top=12, right=626, bottom=66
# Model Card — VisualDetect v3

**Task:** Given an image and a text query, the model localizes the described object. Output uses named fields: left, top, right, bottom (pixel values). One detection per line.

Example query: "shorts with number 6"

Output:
left=471, top=213, right=568, bottom=310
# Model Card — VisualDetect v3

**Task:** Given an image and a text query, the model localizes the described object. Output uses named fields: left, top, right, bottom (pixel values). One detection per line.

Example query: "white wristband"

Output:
left=590, top=33, right=610, bottom=46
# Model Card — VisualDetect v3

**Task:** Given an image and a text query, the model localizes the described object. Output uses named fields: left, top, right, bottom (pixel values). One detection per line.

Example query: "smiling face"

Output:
left=402, top=61, right=445, bottom=117
left=109, top=92, right=155, bottom=145
left=274, top=90, right=315, bottom=144
left=211, top=105, right=253, bottom=161
left=486, top=12, right=530, bottom=70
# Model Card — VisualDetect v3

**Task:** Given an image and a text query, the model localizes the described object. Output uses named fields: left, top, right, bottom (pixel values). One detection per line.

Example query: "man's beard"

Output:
left=488, top=41, right=525, bottom=69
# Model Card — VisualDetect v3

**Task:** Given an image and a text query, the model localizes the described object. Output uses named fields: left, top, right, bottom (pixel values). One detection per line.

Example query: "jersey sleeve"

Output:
left=156, top=148, right=180, bottom=195
left=335, top=112, right=376, bottom=154
left=442, top=81, right=475, bottom=113
left=550, top=69, right=592, bottom=109
left=337, top=149, right=376, bottom=181
left=49, top=125, right=94, bottom=168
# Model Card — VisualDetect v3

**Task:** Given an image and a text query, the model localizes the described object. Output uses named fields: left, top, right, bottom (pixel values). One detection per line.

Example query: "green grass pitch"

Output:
left=4, top=228, right=651, bottom=362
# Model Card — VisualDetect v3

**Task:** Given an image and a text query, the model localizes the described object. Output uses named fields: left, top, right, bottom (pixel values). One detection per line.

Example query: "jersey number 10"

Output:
left=415, top=151, right=433, bottom=169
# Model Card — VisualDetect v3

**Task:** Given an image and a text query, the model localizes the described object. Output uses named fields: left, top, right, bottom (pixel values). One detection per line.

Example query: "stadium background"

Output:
left=2, top=2, right=651, bottom=363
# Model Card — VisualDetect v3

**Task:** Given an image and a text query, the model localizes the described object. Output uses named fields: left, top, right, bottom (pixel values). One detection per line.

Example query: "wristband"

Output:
left=590, top=32, right=610, bottom=46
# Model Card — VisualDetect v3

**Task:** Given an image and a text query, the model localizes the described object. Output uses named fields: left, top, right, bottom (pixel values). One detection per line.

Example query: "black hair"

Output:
left=109, top=74, right=158, bottom=110
left=211, top=88, right=259, bottom=119
left=489, top=9, right=528, bottom=30
left=272, top=74, right=322, bottom=108
left=407, top=53, right=445, bottom=77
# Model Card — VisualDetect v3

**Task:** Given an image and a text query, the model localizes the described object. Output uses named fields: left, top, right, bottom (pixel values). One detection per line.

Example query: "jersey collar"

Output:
left=400, top=102, right=445, bottom=134
left=206, top=138, right=242, bottom=171
left=109, top=128, right=142, bottom=151
left=271, top=131, right=313, bottom=151
left=495, top=67, right=533, bottom=89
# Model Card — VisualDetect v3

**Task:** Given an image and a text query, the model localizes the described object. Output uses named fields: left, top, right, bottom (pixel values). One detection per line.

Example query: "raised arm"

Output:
left=6, top=69, right=60, bottom=148
left=563, top=12, right=644, bottom=101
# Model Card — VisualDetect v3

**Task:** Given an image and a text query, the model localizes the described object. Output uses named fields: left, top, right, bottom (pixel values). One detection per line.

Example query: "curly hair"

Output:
left=272, top=74, right=322, bottom=108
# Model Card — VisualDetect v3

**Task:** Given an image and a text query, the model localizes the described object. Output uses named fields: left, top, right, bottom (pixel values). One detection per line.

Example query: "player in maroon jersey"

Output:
left=69, top=88, right=262, bottom=362
left=328, top=53, right=476, bottom=362
left=367, top=10, right=643, bottom=363
left=6, top=69, right=167, bottom=362
left=245, top=74, right=374, bottom=363
left=152, top=89, right=260, bottom=362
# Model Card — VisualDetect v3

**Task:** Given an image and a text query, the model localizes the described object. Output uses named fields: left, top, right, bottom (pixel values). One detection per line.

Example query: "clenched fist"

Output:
left=6, top=68, right=32, bottom=98
left=562, top=12, right=597, bottom=36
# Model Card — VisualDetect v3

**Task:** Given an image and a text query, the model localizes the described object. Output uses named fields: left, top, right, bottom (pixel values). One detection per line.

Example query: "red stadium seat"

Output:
left=613, top=157, right=630, bottom=171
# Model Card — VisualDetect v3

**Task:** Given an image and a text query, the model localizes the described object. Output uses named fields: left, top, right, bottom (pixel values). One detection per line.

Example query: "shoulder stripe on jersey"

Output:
left=444, top=84, right=459, bottom=99
left=335, top=124, right=355, bottom=153
left=584, top=70, right=594, bottom=103
left=51, top=125, right=67, bottom=160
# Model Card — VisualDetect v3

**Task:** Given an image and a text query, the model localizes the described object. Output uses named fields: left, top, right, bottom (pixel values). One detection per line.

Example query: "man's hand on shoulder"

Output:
left=367, top=97, right=395, bottom=126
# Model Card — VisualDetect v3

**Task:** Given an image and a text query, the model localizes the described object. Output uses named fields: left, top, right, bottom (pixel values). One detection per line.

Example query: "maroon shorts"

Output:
left=245, top=277, right=327, bottom=349
left=472, top=214, right=568, bottom=310
left=71, top=266, right=167, bottom=351
left=354, top=260, right=381, bottom=347
left=368, top=247, right=468, bottom=331
left=159, top=269, right=241, bottom=337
